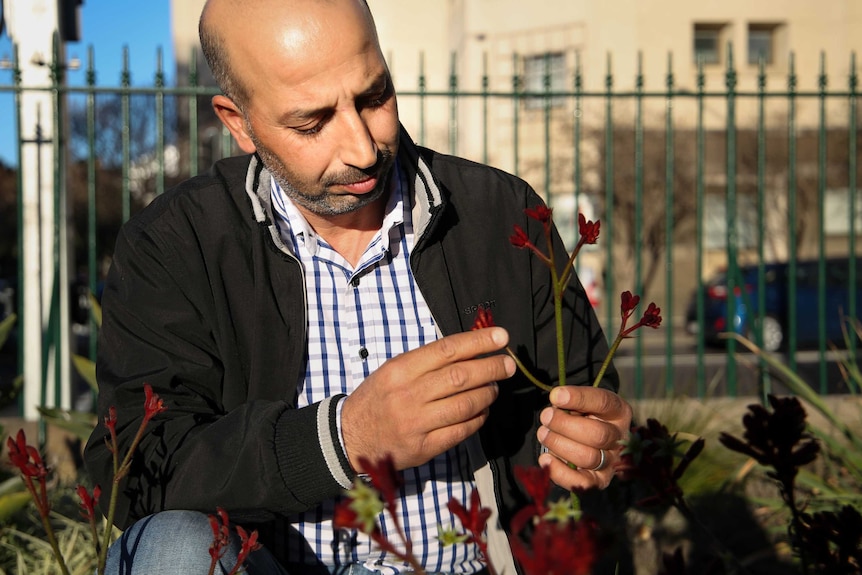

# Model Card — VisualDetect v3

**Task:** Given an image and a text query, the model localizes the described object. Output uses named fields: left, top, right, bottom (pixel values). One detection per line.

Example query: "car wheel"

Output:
left=757, top=315, right=784, bottom=352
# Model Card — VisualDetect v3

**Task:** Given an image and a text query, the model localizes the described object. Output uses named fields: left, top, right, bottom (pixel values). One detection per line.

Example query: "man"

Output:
left=83, top=0, right=632, bottom=573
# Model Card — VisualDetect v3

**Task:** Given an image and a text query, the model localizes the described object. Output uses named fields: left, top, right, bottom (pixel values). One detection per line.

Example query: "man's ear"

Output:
left=212, top=95, right=257, bottom=154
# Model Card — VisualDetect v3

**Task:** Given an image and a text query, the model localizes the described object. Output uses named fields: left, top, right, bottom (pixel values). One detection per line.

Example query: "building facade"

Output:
left=170, top=0, right=862, bottom=321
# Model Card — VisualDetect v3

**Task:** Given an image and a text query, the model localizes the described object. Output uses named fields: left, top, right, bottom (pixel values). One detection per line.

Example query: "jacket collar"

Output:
left=241, top=124, right=445, bottom=250
left=396, top=125, right=445, bottom=244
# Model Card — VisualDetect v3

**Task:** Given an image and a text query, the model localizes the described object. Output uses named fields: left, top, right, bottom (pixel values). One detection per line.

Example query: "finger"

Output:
left=538, top=406, right=620, bottom=451
left=400, top=327, right=511, bottom=374
left=539, top=451, right=615, bottom=491
left=423, top=354, right=514, bottom=402
left=423, top=405, right=492, bottom=458
left=429, top=381, right=499, bottom=427
left=548, top=386, right=631, bottom=422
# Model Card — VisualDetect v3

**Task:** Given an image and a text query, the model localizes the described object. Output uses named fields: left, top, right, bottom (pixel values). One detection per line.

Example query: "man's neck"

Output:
left=298, top=196, right=387, bottom=267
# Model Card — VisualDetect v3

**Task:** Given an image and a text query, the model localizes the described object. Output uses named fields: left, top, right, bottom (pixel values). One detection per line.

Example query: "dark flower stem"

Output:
left=387, top=515, right=424, bottom=574
left=673, top=495, right=752, bottom=575
left=781, top=474, right=810, bottom=575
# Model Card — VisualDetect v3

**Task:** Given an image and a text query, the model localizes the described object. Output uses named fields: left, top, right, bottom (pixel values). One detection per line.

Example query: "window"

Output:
left=693, top=23, right=725, bottom=65
left=824, top=188, right=862, bottom=235
left=523, top=52, right=567, bottom=110
left=748, top=24, right=778, bottom=65
left=704, top=194, right=757, bottom=250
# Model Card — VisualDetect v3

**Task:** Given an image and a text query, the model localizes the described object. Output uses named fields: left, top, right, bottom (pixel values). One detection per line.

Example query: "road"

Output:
left=611, top=323, right=857, bottom=398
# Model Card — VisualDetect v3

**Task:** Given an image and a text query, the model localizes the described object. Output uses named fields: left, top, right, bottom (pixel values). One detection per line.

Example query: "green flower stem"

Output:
left=87, top=510, right=101, bottom=568
left=559, top=239, right=585, bottom=290
left=99, top=439, right=120, bottom=574
left=505, top=347, right=553, bottom=392
left=99, top=419, right=150, bottom=574
left=553, top=277, right=566, bottom=388
left=592, top=332, right=624, bottom=388
left=39, top=507, right=71, bottom=575
left=542, top=224, right=568, bottom=389
left=26, top=478, right=71, bottom=575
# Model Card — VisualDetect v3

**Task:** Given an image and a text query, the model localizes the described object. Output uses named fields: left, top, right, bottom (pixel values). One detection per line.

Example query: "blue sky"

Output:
left=0, top=0, right=175, bottom=166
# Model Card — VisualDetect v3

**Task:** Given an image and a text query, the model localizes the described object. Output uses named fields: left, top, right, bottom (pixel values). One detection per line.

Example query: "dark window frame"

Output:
left=693, top=23, right=725, bottom=65
left=747, top=23, right=780, bottom=65
left=522, top=52, right=568, bottom=110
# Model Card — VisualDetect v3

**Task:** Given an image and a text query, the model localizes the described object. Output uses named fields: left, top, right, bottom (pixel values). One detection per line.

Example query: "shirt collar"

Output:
left=271, top=161, right=405, bottom=259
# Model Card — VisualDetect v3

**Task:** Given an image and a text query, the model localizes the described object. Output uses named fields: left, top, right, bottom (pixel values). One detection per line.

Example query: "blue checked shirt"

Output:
left=270, top=163, right=486, bottom=574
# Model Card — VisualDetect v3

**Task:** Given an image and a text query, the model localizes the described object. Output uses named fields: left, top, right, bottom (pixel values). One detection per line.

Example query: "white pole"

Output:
left=5, top=0, right=71, bottom=420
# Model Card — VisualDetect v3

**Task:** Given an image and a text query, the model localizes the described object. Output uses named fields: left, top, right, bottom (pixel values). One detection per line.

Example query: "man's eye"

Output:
left=293, top=117, right=327, bottom=136
left=363, top=86, right=392, bottom=109
left=367, top=95, right=387, bottom=108
left=295, top=123, right=323, bottom=136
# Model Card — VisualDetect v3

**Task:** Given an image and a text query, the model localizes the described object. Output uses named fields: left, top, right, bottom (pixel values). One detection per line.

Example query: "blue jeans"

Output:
left=104, top=510, right=481, bottom=574
left=105, top=510, right=290, bottom=574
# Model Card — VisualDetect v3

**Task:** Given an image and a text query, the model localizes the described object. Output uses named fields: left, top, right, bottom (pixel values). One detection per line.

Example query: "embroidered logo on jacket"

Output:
left=463, top=299, right=496, bottom=316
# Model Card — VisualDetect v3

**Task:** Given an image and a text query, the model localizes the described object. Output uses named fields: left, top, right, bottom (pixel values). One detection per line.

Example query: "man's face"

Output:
left=231, top=3, right=400, bottom=218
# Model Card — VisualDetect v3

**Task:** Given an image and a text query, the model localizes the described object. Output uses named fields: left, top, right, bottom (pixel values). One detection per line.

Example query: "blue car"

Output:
left=685, top=258, right=862, bottom=352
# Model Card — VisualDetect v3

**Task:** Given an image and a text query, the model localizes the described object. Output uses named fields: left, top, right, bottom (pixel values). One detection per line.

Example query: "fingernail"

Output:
left=491, top=327, right=509, bottom=346
left=503, top=356, right=516, bottom=377
left=550, top=386, right=569, bottom=405
left=540, top=407, right=553, bottom=426
left=537, top=426, right=549, bottom=443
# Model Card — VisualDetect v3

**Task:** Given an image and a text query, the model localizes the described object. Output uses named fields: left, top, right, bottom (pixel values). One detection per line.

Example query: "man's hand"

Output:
left=341, top=327, right=516, bottom=473
left=537, top=386, right=633, bottom=490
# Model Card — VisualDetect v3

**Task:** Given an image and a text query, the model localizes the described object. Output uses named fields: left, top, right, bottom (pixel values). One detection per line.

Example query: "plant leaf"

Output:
left=0, top=491, right=32, bottom=523
left=71, top=354, right=98, bottom=392
left=37, top=407, right=98, bottom=441
left=0, top=314, right=15, bottom=350
left=88, top=293, right=102, bottom=328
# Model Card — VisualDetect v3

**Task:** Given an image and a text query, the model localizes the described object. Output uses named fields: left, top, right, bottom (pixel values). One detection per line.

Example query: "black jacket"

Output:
left=83, top=132, right=616, bottom=566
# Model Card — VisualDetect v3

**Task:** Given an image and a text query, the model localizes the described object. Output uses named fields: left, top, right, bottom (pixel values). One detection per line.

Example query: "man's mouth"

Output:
left=339, top=176, right=379, bottom=194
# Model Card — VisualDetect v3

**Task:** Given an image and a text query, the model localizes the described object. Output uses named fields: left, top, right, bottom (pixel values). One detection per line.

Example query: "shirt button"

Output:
left=351, top=277, right=360, bottom=287
left=359, top=347, right=369, bottom=360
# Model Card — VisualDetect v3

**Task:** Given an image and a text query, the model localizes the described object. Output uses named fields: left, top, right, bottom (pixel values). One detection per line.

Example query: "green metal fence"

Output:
left=0, top=43, right=859, bottom=414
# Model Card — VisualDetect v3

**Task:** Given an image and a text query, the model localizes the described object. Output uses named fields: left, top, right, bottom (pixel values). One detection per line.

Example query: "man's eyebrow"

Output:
left=279, top=73, right=391, bottom=125
left=361, top=72, right=390, bottom=96
left=279, top=104, right=330, bottom=126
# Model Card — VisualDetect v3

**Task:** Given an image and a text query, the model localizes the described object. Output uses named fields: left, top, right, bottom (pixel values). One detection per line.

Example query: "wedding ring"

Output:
left=589, top=448, right=607, bottom=472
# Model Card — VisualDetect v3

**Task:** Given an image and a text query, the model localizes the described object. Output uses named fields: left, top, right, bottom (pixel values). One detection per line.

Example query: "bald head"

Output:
left=199, top=0, right=379, bottom=109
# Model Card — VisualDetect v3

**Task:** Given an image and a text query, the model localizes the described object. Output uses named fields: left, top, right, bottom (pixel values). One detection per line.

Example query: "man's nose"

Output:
left=339, top=110, right=378, bottom=170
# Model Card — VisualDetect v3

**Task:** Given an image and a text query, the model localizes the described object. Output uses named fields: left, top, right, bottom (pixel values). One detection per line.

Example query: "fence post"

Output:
left=724, top=42, right=738, bottom=396
left=787, top=52, right=798, bottom=370
left=86, top=45, right=98, bottom=362
left=633, top=52, right=644, bottom=398
left=695, top=55, right=706, bottom=397
left=756, top=54, right=770, bottom=402
left=817, top=52, right=828, bottom=392
left=603, top=53, right=615, bottom=341
left=849, top=53, right=858, bottom=354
